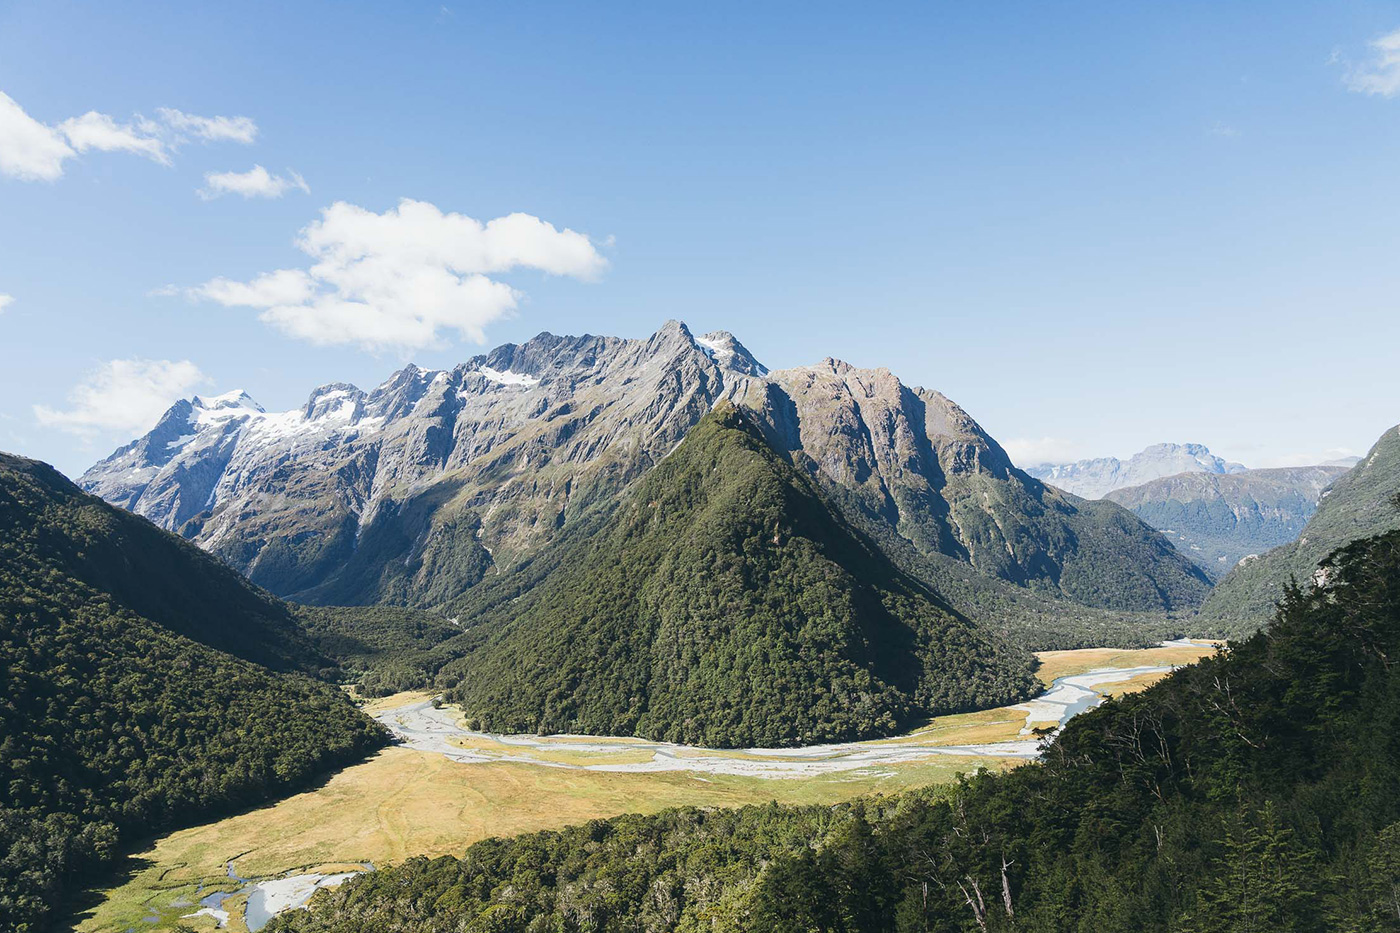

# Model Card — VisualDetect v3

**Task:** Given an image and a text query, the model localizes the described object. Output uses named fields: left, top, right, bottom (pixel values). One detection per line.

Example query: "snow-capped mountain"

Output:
left=1025, top=443, right=1248, bottom=499
left=80, top=321, right=1209, bottom=616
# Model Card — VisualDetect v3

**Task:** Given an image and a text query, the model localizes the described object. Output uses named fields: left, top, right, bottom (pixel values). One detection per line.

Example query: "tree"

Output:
left=1180, top=802, right=1318, bottom=933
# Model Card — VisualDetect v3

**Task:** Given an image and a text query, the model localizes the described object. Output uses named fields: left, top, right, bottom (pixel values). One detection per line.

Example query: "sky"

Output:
left=2, top=2, right=1400, bottom=478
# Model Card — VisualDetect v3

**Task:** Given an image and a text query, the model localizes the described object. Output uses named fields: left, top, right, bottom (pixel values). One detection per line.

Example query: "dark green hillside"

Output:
left=276, top=524, right=1400, bottom=933
left=436, top=404, right=1038, bottom=747
left=1198, top=424, right=1400, bottom=634
left=0, top=453, right=334, bottom=674
left=0, top=454, right=386, bottom=933
left=295, top=604, right=465, bottom=697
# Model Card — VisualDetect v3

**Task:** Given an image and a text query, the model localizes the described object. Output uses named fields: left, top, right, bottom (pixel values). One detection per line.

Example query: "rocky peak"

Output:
left=367, top=365, right=443, bottom=421
left=815, top=357, right=855, bottom=377
left=193, top=389, right=264, bottom=415
left=695, top=330, right=768, bottom=376
left=302, top=383, right=367, bottom=422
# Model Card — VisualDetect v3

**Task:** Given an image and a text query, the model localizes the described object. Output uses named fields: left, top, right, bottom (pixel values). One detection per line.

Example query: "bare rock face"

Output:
left=80, top=320, right=1209, bottom=614
left=81, top=321, right=765, bottom=605
left=759, top=361, right=1209, bottom=607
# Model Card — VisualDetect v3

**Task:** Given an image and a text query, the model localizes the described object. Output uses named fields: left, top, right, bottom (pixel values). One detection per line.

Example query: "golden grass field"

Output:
left=72, top=642, right=1218, bottom=933
left=1033, top=641, right=1220, bottom=684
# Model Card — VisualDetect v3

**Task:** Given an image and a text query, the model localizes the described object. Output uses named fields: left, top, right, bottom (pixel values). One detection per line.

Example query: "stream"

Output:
left=180, top=861, right=368, bottom=931
left=375, top=663, right=1178, bottom=779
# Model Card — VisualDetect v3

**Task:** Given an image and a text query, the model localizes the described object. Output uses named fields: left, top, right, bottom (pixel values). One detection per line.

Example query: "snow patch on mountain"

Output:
left=478, top=366, right=540, bottom=387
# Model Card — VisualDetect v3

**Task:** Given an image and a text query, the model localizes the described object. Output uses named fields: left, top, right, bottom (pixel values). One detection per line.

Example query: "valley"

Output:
left=71, top=642, right=1214, bottom=933
left=7, top=9, right=1400, bottom=930
left=8, top=336, right=1397, bottom=933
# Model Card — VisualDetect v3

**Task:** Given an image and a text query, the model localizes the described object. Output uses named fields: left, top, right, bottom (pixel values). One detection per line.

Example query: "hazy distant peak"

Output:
left=1027, top=442, right=1248, bottom=499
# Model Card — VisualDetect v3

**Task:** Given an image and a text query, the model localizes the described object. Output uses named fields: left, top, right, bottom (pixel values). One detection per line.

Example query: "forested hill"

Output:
left=276, top=526, right=1400, bottom=931
left=0, top=453, right=334, bottom=674
left=436, top=403, right=1039, bottom=747
left=0, top=453, right=387, bottom=933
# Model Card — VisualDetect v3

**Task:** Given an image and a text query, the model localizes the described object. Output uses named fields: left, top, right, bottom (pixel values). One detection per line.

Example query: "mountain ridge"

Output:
left=1104, top=464, right=1351, bottom=579
left=79, top=321, right=1210, bottom=639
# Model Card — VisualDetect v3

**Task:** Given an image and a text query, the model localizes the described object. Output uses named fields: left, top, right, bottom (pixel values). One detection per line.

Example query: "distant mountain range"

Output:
left=1104, top=466, right=1352, bottom=580
left=1025, top=443, right=1247, bottom=499
left=1197, top=424, right=1400, bottom=632
left=79, top=321, right=1210, bottom=644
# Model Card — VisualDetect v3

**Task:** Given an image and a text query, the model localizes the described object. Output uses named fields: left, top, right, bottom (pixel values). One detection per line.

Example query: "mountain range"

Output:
left=11, top=322, right=1400, bottom=932
left=79, top=321, right=1211, bottom=643
left=1197, top=423, right=1400, bottom=630
left=1103, top=465, right=1352, bottom=580
left=1025, top=442, right=1247, bottom=499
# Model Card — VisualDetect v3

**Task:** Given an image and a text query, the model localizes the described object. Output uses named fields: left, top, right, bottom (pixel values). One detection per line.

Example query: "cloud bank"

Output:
left=190, top=199, right=608, bottom=351
left=0, top=91, right=257, bottom=181
left=34, top=358, right=209, bottom=436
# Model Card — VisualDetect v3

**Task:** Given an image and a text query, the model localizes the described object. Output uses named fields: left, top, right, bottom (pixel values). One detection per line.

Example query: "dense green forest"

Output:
left=0, top=452, right=345, bottom=676
left=0, top=455, right=387, bottom=933
left=274, top=522, right=1400, bottom=932
left=429, top=403, right=1038, bottom=747
left=295, top=603, right=464, bottom=696
left=1199, top=423, right=1400, bottom=633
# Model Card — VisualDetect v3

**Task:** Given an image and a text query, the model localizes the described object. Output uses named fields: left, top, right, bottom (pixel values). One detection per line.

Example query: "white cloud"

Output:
left=0, top=294, right=13, bottom=313
left=0, top=92, right=74, bottom=181
left=194, top=268, right=316, bottom=307
left=34, top=358, right=210, bottom=436
left=1346, top=28, right=1400, bottom=97
left=58, top=111, right=170, bottom=164
left=0, top=91, right=257, bottom=181
left=1001, top=436, right=1087, bottom=467
left=199, top=164, right=309, bottom=199
left=155, top=107, right=258, bottom=144
left=187, top=199, right=609, bottom=351
left=1210, top=121, right=1240, bottom=138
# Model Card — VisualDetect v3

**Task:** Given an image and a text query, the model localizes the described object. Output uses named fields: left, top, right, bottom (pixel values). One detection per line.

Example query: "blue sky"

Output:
left=2, top=1, right=1399, bottom=477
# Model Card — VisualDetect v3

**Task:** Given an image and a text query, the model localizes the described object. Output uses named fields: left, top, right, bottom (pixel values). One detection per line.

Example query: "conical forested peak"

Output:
left=439, top=393, right=1037, bottom=747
